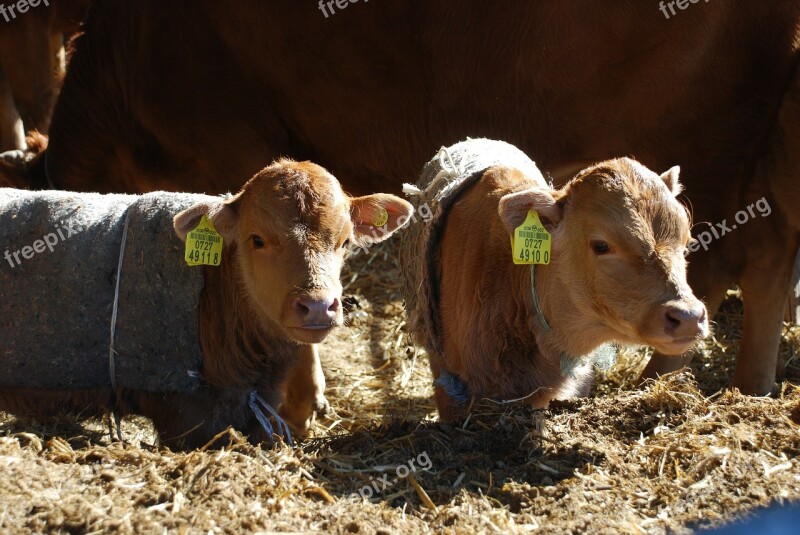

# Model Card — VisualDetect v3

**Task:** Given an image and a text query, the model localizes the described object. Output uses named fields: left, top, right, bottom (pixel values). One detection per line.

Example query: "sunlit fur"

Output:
left=226, top=160, right=352, bottom=343
left=435, top=159, right=707, bottom=421
left=0, top=159, right=413, bottom=448
left=542, top=159, right=703, bottom=354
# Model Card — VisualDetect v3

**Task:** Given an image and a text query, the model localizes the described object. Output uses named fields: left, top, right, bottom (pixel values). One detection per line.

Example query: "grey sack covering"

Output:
left=0, top=189, right=213, bottom=392
left=399, top=138, right=546, bottom=358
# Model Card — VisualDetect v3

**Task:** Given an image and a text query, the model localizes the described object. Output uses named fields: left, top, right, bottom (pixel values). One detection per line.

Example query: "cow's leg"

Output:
left=0, top=18, right=62, bottom=136
left=279, top=344, right=328, bottom=435
left=790, top=251, right=800, bottom=325
left=731, top=232, right=797, bottom=395
left=0, top=68, right=25, bottom=152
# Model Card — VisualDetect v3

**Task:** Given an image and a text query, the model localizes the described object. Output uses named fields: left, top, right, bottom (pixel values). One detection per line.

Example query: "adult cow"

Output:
left=39, top=1, right=800, bottom=396
left=0, top=0, right=89, bottom=151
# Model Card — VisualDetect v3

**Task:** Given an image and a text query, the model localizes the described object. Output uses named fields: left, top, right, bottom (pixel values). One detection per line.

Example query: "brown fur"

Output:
left=435, top=159, right=707, bottom=420
left=0, top=159, right=412, bottom=449
left=40, top=1, right=798, bottom=196
left=32, top=0, right=800, bottom=396
left=644, top=62, right=800, bottom=393
left=0, top=0, right=89, bottom=150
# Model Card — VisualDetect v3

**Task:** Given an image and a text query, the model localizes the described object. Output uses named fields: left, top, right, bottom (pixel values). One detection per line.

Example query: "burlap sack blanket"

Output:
left=399, top=138, right=545, bottom=359
left=0, top=189, right=213, bottom=392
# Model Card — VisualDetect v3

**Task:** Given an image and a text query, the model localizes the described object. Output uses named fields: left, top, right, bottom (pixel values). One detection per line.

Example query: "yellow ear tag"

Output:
left=373, top=207, right=389, bottom=227
left=185, top=214, right=223, bottom=266
left=511, top=210, right=551, bottom=265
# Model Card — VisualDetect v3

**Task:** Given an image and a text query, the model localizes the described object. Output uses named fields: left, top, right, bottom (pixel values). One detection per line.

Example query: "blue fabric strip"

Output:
left=248, top=390, right=293, bottom=446
left=434, top=370, right=472, bottom=406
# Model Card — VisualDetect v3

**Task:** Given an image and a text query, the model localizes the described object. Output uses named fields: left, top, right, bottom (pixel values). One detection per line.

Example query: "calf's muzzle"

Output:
left=663, top=303, right=707, bottom=338
left=653, top=297, right=709, bottom=354
left=293, top=295, right=341, bottom=327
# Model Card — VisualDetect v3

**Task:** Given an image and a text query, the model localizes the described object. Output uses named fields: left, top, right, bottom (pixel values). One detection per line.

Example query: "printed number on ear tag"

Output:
left=511, top=210, right=551, bottom=265
left=373, top=207, right=389, bottom=228
left=185, top=215, right=223, bottom=266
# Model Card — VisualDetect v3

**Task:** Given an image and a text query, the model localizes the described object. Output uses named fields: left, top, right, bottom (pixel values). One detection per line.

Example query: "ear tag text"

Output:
left=373, top=207, right=389, bottom=228
left=511, top=210, right=551, bottom=265
left=185, top=215, right=223, bottom=266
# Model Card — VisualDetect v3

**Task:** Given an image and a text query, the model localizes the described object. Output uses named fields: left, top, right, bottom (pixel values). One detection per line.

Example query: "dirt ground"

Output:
left=1, top=238, right=799, bottom=534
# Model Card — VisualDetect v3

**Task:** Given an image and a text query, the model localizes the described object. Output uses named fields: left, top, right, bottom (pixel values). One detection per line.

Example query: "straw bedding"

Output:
left=0, top=188, right=211, bottom=392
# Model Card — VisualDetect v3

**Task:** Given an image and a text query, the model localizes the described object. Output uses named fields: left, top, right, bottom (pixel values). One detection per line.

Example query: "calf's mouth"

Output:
left=650, top=336, right=704, bottom=356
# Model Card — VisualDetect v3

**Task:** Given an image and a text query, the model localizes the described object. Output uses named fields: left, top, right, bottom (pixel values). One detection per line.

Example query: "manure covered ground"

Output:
left=1, top=239, right=799, bottom=534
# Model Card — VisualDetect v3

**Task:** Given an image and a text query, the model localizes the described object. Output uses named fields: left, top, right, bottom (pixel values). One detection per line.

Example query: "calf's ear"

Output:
left=498, top=187, right=562, bottom=235
left=350, top=194, right=414, bottom=246
left=173, top=195, right=241, bottom=242
left=660, top=166, right=682, bottom=196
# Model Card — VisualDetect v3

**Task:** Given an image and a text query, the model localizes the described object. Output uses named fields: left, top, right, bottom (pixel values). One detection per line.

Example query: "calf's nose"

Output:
left=663, top=302, right=708, bottom=339
left=293, top=295, right=340, bottom=326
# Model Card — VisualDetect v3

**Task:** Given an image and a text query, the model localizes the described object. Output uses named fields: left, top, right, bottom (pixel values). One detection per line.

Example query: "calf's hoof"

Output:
left=313, top=395, right=330, bottom=417
left=730, top=379, right=780, bottom=398
left=279, top=395, right=330, bottom=438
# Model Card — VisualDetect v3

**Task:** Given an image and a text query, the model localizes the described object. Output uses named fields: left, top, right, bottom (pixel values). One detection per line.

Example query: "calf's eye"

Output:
left=591, top=240, right=611, bottom=255
left=252, top=235, right=266, bottom=248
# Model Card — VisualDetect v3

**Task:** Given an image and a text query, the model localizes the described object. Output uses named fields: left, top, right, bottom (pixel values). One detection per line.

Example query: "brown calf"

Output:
left=0, top=159, right=412, bottom=448
left=432, top=156, right=707, bottom=420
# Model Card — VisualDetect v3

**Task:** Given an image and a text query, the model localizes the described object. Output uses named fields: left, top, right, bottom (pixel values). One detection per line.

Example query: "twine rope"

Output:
left=107, top=208, right=133, bottom=441
left=108, top=208, right=133, bottom=392
left=248, top=390, right=293, bottom=446
left=530, top=264, right=550, bottom=331
left=404, top=145, right=465, bottom=199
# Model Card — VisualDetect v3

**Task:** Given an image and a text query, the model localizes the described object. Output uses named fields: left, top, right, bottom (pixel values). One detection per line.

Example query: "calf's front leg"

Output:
left=279, top=344, right=329, bottom=435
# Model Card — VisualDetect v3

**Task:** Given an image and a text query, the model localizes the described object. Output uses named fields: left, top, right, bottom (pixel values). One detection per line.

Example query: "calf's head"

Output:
left=498, top=158, right=708, bottom=355
left=174, top=159, right=413, bottom=344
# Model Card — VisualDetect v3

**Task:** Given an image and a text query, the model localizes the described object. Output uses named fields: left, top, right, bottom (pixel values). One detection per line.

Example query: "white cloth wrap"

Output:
left=398, top=138, right=544, bottom=357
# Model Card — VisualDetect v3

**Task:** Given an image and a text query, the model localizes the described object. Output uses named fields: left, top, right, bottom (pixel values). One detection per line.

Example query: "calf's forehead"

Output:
left=243, top=164, right=351, bottom=237
left=569, top=163, right=689, bottom=250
